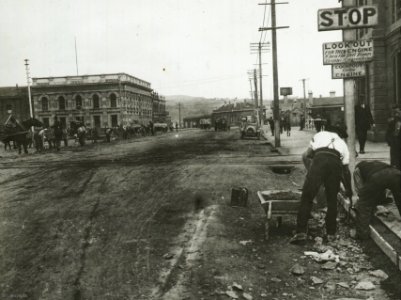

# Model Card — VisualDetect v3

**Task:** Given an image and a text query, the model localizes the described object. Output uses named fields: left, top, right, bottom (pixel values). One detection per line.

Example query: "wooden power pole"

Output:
left=259, top=0, right=289, bottom=147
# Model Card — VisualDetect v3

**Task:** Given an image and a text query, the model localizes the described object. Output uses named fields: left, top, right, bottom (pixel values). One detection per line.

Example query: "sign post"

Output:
left=317, top=0, right=378, bottom=194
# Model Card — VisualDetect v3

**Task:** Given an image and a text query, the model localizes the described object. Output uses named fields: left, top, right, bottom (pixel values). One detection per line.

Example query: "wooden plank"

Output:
left=338, top=194, right=401, bottom=272
left=375, top=205, right=401, bottom=240
left=370, top=226, right=401, bottom=272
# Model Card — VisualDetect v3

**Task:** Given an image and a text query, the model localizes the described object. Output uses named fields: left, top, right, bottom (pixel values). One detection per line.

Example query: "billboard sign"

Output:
left=332, top=63, right=366, bottom=79
left=318, top=6, right=378, bottom=31
left=280, top=87, right=292, bottom=96
left=323, top=40, right=373, bottom=65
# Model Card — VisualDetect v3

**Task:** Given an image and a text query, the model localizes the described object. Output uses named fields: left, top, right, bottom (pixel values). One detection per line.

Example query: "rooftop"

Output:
left=32, top=73, right=151, bottom=89
left=0, top=86, right=27, bottom=98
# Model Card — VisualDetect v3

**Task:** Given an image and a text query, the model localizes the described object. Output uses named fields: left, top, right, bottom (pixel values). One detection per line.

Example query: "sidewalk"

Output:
left=263, top=126, right=390, bottom=163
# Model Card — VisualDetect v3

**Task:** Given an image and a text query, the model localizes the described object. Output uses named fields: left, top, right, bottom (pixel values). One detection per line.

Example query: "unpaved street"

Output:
left=0, top=130, right=399, bottom=300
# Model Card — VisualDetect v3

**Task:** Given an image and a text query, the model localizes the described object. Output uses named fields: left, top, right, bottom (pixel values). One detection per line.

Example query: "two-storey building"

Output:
left=31, top=73, right=157, bottom=128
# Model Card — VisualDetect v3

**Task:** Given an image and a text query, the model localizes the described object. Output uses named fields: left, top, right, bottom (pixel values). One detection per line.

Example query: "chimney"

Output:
left=308, top=92, right=313, bottom=104
left=330, top=91, right=336, bottom=97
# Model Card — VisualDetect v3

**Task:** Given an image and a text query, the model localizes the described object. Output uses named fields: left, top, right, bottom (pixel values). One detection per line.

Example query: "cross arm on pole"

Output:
left=258, top=2, right=289, bottom=5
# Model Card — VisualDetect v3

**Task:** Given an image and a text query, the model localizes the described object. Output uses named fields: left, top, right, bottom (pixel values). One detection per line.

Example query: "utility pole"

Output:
left=343, top=0, right=357, bottom=189
left=24, top=59, right=33, bottom=119
left=74, top=37, right=79, bottom=76
left=250, top=42, right=270, bottom=126
left=259, top=0, right=289, bottom=147
left=24, top=59, right=34, bottom=145
left=300, top=78, right=309, bottom=120
left=253, top=69, right=260, bottom=124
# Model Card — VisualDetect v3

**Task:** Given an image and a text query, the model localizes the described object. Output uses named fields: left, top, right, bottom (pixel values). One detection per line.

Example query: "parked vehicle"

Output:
left=240, top=118, right=260, bottom=139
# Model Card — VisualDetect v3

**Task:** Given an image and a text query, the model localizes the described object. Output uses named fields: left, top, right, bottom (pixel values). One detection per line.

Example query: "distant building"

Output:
left=212, top=100, right=261, bottom=126
left=31, top=73, right=167, bottom=128
left=354, top=0, right=401, bottom=141
left=152, top=92, right=170, bottom=124
left=0, top=86, right=30, bottom=123
left=183, top=115, right=211, bottom=128
left=308, top=92, right=344, bottom=127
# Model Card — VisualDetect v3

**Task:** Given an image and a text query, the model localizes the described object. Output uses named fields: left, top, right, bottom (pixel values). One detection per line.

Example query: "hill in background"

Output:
left=165, top=95, right=254, bottom=123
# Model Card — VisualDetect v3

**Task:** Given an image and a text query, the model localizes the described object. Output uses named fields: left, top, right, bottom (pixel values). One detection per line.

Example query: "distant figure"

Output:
left=385, top=106, right=401, bottom=170
left=284, top=114, right=291, bottom=136
left=268, top=117, right=274, bottom=136
left=52, top=118, right=63, bottom=151
left=175, top=122, right=179, bottom=132
left=355, top=103, right=375, bottom=154
left=105, top=127, right=112, bottom=143
left=314, top=115, right=323, bottom=132
left=299, top=115, right=305, bottom=131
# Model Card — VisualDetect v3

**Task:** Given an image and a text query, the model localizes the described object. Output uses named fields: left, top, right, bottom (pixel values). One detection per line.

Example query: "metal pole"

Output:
left=271, top=0, right=280, bottom=147
left=343, top=0, right=357, bottom=192
left=258, top=42, right=264, bottom=126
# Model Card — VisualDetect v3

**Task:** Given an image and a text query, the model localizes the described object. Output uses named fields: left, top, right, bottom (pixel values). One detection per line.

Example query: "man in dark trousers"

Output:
left=355, top=103, right=375, bottom=154
left=352, top=161, right=401, bottom=239
left=52, top=117, right=63, bottom=151
left=385, top=106, right=400, bottom=170
left=290, top=126, right=352, bottom=244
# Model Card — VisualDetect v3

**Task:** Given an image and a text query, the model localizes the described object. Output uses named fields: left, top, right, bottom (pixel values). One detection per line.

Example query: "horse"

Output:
left=1, top=118, right=43, bottom=154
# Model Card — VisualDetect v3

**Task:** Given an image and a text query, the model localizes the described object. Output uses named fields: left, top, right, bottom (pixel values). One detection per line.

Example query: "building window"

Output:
left=110, top=93, right=117, bottom=108
left=93, top=116, right=101, bottom=128
left=75, top=95, right=82, bottom=109
left=41, top=97, right=49, bottom=111
left=93, top=94, right=100, bottom=109
left=43, top=117, right=49, bottom=127
left=111, top=115, right=118, bottom=127
left=58, top=96, right=66, bottom=110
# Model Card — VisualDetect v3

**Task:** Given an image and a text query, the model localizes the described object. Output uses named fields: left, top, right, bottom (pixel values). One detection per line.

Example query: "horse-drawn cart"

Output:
left=257, top=189, right=302, bottom=240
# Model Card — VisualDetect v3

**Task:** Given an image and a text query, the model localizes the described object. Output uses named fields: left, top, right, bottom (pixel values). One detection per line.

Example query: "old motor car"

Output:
left=240, top=118, right=260, bottom=139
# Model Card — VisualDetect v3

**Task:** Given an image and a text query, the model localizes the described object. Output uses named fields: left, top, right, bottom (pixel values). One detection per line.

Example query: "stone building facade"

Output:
left=354, top=0, right=401, bottom=141
left=31, top=73, right=166, bottom=128
left=152, top=92, right=170, bottom=123
left=0, top=86, right=30, bottom=123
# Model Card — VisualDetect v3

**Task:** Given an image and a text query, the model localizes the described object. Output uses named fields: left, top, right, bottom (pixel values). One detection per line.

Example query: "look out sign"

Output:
left=318, top=6, right=378, bottom=31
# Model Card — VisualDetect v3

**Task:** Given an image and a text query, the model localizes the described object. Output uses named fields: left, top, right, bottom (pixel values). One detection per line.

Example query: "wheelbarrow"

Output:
left=257, top=190, right=302, bottom=240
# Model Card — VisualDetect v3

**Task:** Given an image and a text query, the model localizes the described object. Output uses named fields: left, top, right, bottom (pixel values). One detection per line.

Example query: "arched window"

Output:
left=41, top=97, right=49, bottom=111
left=58, top=96, right=66, bottom=110
left=75, top=95, right=82, bottom=109
left=93, top=94, right=100, bottom=109
left=110, top=93, right=117, bottom=108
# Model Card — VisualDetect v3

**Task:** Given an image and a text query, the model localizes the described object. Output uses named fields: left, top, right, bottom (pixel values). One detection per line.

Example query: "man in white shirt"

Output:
left=290, top=126, right=353, bottom=244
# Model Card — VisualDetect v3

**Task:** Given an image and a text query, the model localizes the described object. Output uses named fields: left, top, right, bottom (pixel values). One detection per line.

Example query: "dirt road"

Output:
left=0, top=129, right=399, bottom=300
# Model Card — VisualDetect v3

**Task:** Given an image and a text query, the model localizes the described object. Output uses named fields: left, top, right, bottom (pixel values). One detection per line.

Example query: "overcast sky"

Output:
left=0, top=0, right=343, bottom=99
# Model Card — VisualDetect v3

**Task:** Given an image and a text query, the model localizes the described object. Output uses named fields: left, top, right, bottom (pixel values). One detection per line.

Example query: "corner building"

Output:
left=354, top=0, right=401, bottom=141
left=31, top=73, right=156, bottom=128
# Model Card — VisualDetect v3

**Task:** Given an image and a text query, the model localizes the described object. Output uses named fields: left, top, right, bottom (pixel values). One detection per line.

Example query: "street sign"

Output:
left=318, top=6, right=378, bottom=31
left=332, top=63, right=366, bottom=79
left=280, top=87, right=292, bottom=96
left=323, top=40, right=373, bottom=65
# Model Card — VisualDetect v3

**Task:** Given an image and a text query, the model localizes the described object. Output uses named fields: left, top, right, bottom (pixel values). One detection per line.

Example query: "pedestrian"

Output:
left=279, top=114, right=284, bottom=134
left=52, top=118, right=63, bottom=151
left=105, top=127, right=112, bottom=142
left=268, top=117, right=274, bottom=136
left=77, top=124, right=86, bottom=146
left=300, top=115, right=305, bottom=131
left=290, top=125, right=353, bottom=244
left=355, top=103, right=375, bottom=154
left=314, top=114, right=323, bottom=132
left=149, top=120, right=154, bottom=136
left=352, top=161, right=401, bottom=240
left=62, top=127, right=68, bottom=147
left=175, top=122, right=179, bottom=132
left=385, top=106, right=400, bottom=170
left=284, top=113, right=291, bottom=136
